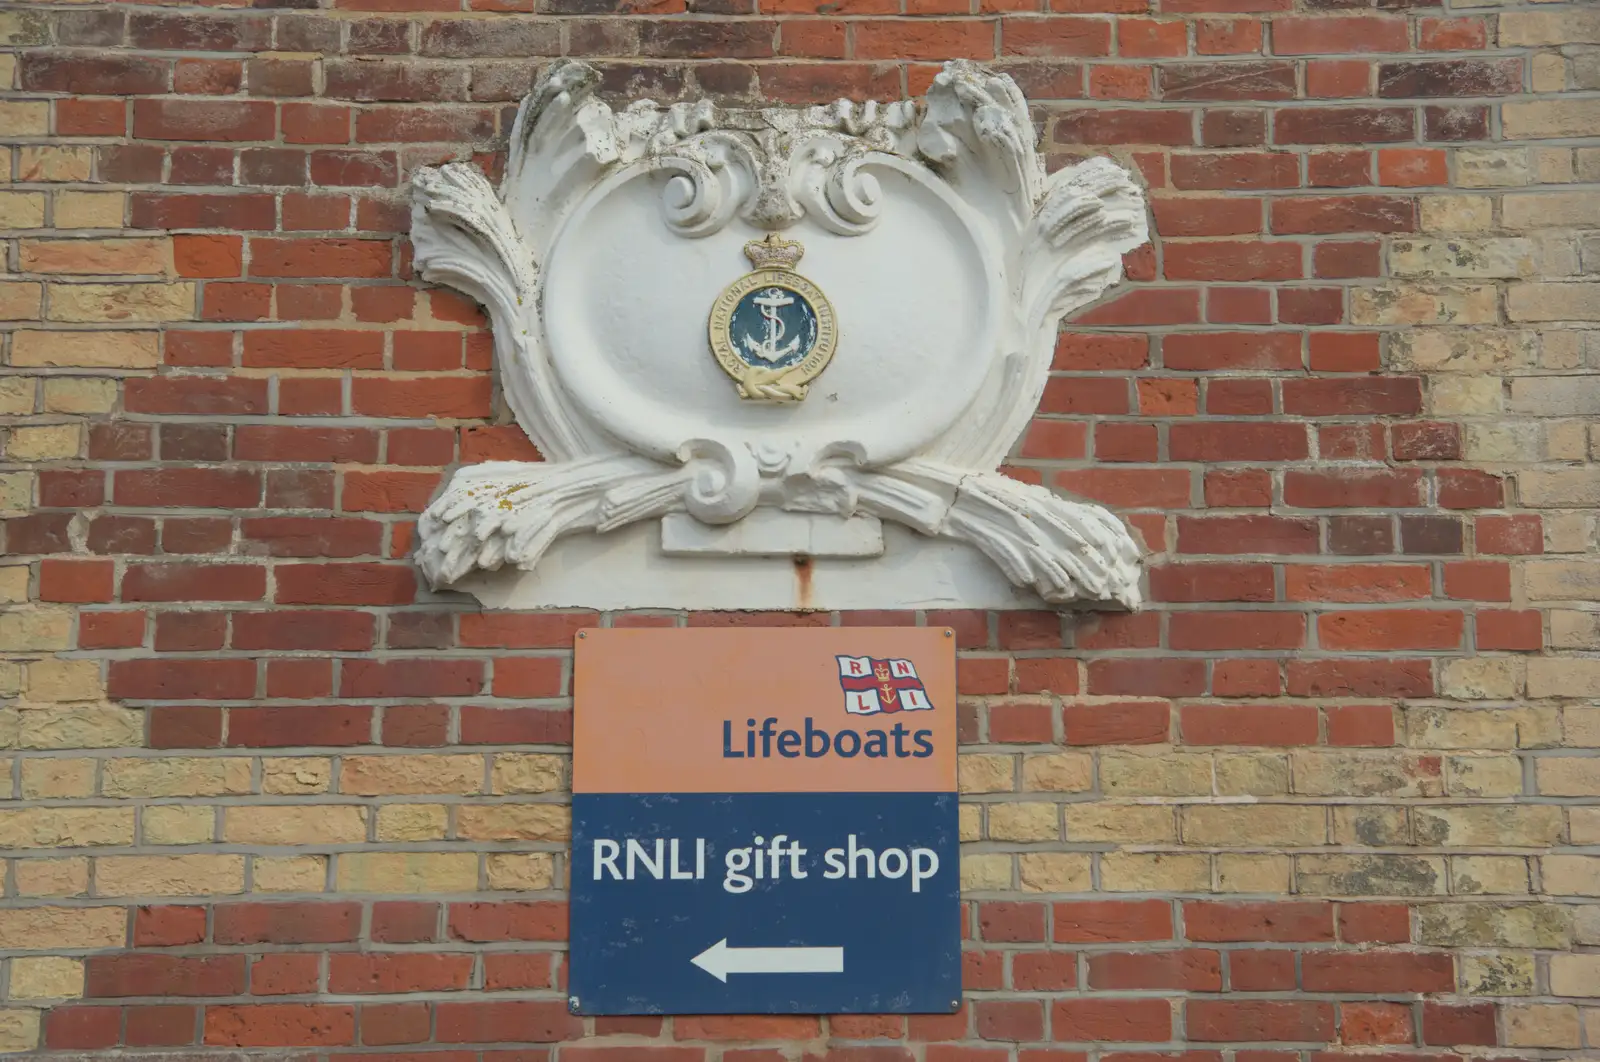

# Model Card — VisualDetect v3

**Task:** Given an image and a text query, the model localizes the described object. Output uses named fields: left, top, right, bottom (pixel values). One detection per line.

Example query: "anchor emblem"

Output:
left=706, top=234, right=839, bottom=403
left=744, top=288, right=801, bottom=365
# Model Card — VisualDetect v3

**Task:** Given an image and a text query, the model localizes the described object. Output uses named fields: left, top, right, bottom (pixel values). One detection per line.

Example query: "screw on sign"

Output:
left=569, top=627, right=959, bottom=1014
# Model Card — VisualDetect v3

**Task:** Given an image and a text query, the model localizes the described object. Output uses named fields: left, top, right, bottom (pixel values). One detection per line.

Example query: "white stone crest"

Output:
left=410, top=59, right=1149, bottom=611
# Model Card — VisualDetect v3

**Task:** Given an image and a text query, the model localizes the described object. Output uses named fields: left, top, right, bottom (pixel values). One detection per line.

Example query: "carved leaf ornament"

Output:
left=410, top=59, right=1150, bottom=609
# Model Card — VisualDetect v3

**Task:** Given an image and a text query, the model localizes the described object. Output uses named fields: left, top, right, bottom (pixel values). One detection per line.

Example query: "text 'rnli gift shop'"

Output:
left=570, top=627, right=960, bottom=1015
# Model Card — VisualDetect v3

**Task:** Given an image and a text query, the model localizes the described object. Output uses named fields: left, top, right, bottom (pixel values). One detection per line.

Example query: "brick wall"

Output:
left=0, top=0, right=1597, bottom=1056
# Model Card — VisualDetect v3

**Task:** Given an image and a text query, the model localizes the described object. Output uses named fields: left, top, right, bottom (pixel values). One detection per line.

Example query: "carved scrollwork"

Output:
left=410, top=58, right=1151, bottom=609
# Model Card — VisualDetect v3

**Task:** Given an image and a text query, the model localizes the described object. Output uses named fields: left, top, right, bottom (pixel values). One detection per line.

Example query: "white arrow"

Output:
left=691, top=938, right=845, bottom=983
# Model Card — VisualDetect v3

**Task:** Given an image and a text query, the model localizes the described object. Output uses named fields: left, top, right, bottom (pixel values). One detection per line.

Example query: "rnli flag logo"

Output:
left=836, top=656, right=935, bottom=716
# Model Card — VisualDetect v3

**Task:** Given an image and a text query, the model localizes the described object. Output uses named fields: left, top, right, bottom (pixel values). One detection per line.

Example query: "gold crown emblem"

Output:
left=743, top=233, right=804, bottom=272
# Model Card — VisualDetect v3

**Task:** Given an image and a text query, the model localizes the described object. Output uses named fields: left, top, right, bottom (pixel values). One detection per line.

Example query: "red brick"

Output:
left=1184, top=901, right=1335, bottom=942
left=276, top=563, right=416, bottom=605
left=123, top=563, right=266, bottom=603
left=204, top=1004, right=356, bottom=1047
left=1181, top=704, right=1318, bottom=745
left=434, top=1001, right=581, bottom=1043
left=1087, top=950, right=1222, bottom=991
left=329, top=953, right=475, bottom=993
left=109, top=659, right=256, bottom=700
left=1187, top=1001, right=1333, bottom=1042
left=1272, top=16, right=1407, bottom=55
left=448, top=902, right=566, bottom=942
left=135, top=905, right=208, bottom=946
left=1052, top=999, right=1172, bottom=1042
left=1303, top=951, right=1454, bottom=993
left=215, top=902, right=362, bottom=944
left=979, top=901, right=1047, bottom=943
left=228, top=705, right=372, bottom=747
left=86, top=954, right=246, bottom=998
left=1054, top=901, right=1173, bottom=943
left=1318, top=609, right=1464, bottom=651
left=1421, top=1003, right=1496, bottom=1047
left=126, top=1004, right=199, bottom=1046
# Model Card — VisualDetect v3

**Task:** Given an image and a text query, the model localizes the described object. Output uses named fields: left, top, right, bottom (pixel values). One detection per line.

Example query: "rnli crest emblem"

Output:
left=707, top=234, right=838, bottom=403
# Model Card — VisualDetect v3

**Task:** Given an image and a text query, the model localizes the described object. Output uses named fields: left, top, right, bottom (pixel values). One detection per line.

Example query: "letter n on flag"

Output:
left=837, top=655, right=935, bottom=715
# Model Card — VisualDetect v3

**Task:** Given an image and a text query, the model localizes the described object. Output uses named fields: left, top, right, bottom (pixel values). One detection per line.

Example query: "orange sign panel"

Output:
left=573, top=627, right=956, bottom=795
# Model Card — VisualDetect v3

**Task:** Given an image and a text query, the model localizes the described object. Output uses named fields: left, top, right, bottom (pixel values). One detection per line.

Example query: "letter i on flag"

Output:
left=837, top=655, right=935, bottom=715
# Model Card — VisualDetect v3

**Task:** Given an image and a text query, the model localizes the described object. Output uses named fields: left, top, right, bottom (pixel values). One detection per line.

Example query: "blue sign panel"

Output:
left=569, top=628, right=960, bottom=1015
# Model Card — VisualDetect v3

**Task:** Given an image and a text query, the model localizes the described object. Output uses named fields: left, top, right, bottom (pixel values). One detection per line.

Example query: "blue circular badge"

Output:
left=727, top=284, right=819, bottom=372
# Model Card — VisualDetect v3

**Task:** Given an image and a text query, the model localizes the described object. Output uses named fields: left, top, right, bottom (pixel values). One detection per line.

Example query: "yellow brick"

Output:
left=987, top=803, right=1059, bottom=842
left=1020, top=752, right=1092, bottom=792
left=262, top=757, right=331, bottom=795
left=0, top=11, right=49, bottom=46
left=223, top=805, right=367, bottom=845
left=1574, top=807, right=1600, bottom=845
left=0, top=905, right=123, bottom=949
left=1446, top=755, right=1522, bottom=797
left=960, top=853, right=1011, bottom=891
left=1350, top=284, right=1498, bottom=326
left=1538, top=756, right=1600, bottom=796
left=1217, top=854, right=1291, bottom=894
left=0, top=709, right=19, bottom=746
left=1461, top=953, right=1535, bottom=995
left=1215, top=753, right=1289, bottom=796
left=1420, top=195, right=1492, bottom=233
left=8, top=957, right=83, bottom=999
left=1440, top=657, right=1521, bottom=700
left=102, top=757, right=251, bottom=798
left=0, top=807, right=133, bottom=848
left=1549, top=954, right=1600, bottom=998
left=1018, top=852, right=1090, bottom=893
left=958, top=803, right=981, bottom=842
left=1291, top=750, right=1444, bottom=798
left=0, top=474, right=35, bottom=514
left=339, top=754, right=483, bottom=796
left=1450, top=855, right=1527, bottom=896
left=1298, top=854, right=1445, bottom=896
left=1184, top=805, right=1326, bottom=847
left=1102, top=852, right=1210, bottom=893
left=54, top=192, right=124, bottom=230
left=5, top=424, right=79, bottom=461
left=0, top=378, right=31, bottom=415
left=252, top=855, right=326, bottom=893
left=1505, top=100, right=1600, bottom=142
left=47, top=283, right=196, bottom=323
left=1064, top=805, right=1176, bottom=843
left=957, top=754, right=1013, bottom=793
left=486, top=852, right=555, bottom=891
left=456, top=804, right=568, bottom=841
left=12, top=858, right=88, bottom=898
left=142, top=806, right=215, bottom=846
left=19, top=758, right=95, bottom=799
left=336, top=852, right=478, bottom=894
left=491, top=752, right=566, bottom=794
left=1419, top=903, right=1572, bottom=948
left=42, top=378, right=117, bottom=415
left=0, top=191, right=45, bottom=229
left=1543, top=855, right=1600, bottom=896
left=1101, top=750, right=1211, bottom=796
left=375, top=804, right=448, bottom=841
left=20, top=238, right=171, bottom=276
left=0, top=101, right=47, bottom=136
left=95, top=854, right=245, bottom=897
left=1395, top=328, right=1533, bottom=374
left=19, top=705, right=141, bottom=749
left=0, top=1010, right=39, bottom=1053
left=1504, top=1004, right=1580, bottom=1048
left=23, top=659, right=102, bottom=703
left=0, top=56, right=13, bottom=92
left=19, top=146, right=91, bottom=182
left=0, top=283, right=40, bottom=321
left=1429, top=376, right=1502, bottom=416
left=1332, top=807, right=1407, bottom=846
left=10, top=330, right=160, bottom=369
left=1405, top=706, right=1520, bottom=748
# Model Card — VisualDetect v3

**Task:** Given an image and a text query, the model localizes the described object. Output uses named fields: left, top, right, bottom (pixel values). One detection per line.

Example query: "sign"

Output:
left=569, top=627, right=960, bottom=1015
